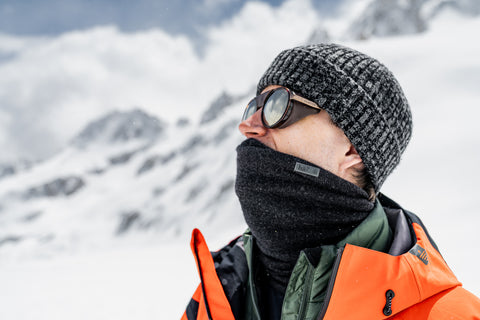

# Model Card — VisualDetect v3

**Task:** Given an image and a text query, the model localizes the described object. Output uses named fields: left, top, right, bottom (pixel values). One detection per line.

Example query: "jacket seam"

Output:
left=194, top=245, right=214, bottom=320
left=404, top=251, right=423, bottom=301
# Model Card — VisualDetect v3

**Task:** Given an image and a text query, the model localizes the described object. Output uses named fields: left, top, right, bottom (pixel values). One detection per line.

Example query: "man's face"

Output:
left=238, top=85, right=361, bottom=181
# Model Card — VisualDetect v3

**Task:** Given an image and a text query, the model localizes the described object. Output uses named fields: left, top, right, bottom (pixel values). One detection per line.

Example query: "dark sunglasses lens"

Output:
left=242, top=100, right=258, bottom=121
left=263, top=89, right=289, bottom=127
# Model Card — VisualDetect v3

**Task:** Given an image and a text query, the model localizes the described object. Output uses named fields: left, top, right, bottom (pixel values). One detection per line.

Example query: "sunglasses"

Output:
left=241, top=87, right=321, bottom=129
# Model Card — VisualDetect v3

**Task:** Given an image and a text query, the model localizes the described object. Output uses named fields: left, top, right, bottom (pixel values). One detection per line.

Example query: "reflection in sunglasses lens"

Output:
left=243, top=100, right=257, bottom=121
left=264, top=89, right=288, bottom=126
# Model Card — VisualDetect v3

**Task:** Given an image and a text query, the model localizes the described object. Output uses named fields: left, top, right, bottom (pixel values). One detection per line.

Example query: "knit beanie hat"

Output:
left=257, top=43, right=412, bottom=191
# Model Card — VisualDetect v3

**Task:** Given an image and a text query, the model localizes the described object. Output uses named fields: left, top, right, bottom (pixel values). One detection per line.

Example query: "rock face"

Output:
left=23, top=176, right=85, bottom=199
left=0, top=160, right=32, bottom=181
left=347, top=0, right=427, bottom=40
left=345, top=0, right=480, bottom=41
left=71, top=109, right=166, bottom=148
left=200, top=91, right=236, bottom=125
left=0, top=165, right=16, bottom=180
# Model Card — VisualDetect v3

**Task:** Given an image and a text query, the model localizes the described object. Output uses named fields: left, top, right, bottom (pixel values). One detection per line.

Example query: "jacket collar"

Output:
left=322, top=198, right=461, bottom=319
left=243, top=199, right=394, bottom=319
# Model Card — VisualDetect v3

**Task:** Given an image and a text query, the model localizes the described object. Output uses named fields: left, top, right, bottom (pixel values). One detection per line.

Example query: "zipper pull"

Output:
left=383, top=289, right=395, bottom=316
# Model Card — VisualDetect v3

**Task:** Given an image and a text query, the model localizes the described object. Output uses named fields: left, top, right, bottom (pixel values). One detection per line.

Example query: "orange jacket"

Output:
left=182, top=201, right=480, bottom=319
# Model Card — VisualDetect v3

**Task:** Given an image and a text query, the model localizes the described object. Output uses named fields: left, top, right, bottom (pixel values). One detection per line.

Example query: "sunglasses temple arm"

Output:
left=277, top=101, right=321, bottom=129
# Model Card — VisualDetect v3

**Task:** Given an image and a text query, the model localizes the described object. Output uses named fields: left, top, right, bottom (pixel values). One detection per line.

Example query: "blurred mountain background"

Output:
left=0, top=0, right=479, bottom=319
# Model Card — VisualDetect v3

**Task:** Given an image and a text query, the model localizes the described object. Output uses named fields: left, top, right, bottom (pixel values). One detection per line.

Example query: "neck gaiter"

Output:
left=235, top=138, right=374, bottom=292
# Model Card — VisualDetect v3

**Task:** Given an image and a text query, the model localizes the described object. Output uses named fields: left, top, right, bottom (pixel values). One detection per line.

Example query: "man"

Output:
left=181, top=43, right=480, bottom=319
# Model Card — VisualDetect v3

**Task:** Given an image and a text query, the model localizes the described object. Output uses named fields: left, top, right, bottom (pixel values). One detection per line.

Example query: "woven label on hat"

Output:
left=294, top=162, right=320, bottom=177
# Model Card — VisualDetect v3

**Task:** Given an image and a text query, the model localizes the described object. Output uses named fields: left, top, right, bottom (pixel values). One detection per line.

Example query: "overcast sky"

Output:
left=0, top=0, right=342, bottom=163
left=0, top=0, right=339, bottom=38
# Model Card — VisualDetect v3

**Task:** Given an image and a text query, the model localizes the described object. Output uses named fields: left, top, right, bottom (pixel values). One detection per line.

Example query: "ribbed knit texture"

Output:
left=257, top=43, right=412, bottom=191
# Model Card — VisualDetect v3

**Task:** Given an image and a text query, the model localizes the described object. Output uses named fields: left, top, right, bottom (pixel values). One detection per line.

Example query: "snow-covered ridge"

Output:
left=343, top=0, right=480, bottom=40
left=346, top=0, right=427, bottom=40
left=71, top=108, right=166, bottom=148
left=0, top=95, right=247, bottom=261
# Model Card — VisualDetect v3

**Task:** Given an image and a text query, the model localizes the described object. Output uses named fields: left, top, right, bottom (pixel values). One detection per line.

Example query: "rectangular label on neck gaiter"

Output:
left=294, top=162, right=320, bottom=177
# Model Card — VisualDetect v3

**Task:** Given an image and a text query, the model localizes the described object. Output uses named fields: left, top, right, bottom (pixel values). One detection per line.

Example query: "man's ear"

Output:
left=339, top=144, right=363, bottom=174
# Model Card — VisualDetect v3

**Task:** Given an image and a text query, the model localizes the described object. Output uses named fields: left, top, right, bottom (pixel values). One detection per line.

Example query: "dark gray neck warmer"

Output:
left=235, top=138, right=374, bottom=292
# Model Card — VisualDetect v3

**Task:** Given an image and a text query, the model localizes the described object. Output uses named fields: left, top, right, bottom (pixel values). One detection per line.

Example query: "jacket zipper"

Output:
left=249, top=273, right=262, bottom=320
left=317, top=247, right=345, bottom=320
left=296, top=263, right=315, bottom=320
left=246, top=235, right=261, bottom=320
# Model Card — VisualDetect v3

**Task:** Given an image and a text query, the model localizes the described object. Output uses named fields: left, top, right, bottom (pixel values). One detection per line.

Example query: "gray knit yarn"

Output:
left=257, top=43, right=412, bottom=191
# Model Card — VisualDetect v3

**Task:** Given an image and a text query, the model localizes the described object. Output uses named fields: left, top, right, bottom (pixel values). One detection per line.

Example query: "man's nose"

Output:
left=238, top=109, right=268, bottom=138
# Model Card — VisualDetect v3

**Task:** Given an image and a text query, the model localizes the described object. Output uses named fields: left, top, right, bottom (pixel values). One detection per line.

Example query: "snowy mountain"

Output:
left=71, top=108, right=166, bottom=148
left=0, top=0, right=479, bottom=265
left=0, top=96, right=248, bottom=261
left=344, top=0, right=480, bottom=40
left=346, top=0, right=427, bottom=40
